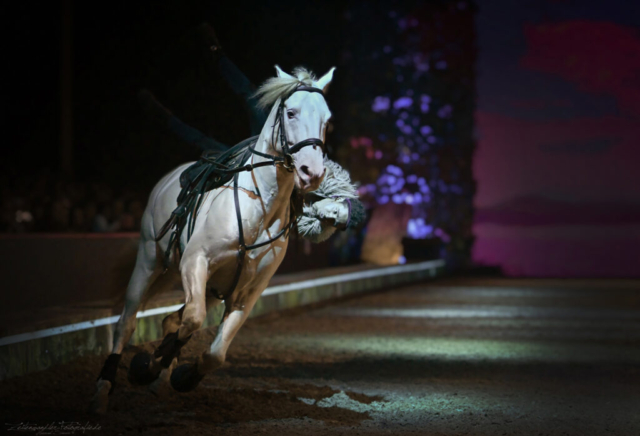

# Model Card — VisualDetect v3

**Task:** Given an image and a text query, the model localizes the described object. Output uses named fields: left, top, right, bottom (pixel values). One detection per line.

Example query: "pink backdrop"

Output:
left=473, top=2, right=640, bottom=277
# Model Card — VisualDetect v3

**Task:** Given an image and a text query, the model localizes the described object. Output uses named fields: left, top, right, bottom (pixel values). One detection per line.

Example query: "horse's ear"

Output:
left=316, top=67, right=336, bottom=94
left=275, top=65, right=294, bottom=79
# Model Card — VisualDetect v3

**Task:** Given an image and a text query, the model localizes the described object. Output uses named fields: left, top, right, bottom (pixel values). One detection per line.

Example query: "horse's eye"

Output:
left=287, top=110, right=295, bottom=119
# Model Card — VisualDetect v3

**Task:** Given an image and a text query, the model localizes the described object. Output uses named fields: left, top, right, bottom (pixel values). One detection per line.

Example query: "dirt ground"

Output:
left=2, top=277, right=640, bottom=435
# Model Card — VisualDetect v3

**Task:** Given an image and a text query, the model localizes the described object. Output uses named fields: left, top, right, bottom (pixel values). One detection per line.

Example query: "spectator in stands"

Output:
left=91, top=203, right=120, bottom=233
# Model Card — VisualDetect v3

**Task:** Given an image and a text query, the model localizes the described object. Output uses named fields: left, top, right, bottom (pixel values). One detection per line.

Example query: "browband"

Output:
left=289, top=86, right=325, bottom=98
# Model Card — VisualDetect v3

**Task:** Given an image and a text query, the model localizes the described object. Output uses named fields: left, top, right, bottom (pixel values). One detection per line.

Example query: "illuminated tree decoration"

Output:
left=338, top=0, right=476, bottom=265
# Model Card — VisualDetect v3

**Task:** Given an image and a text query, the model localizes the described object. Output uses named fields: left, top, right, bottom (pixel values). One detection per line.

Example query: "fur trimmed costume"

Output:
left=297, top=158, right=362, bottom=243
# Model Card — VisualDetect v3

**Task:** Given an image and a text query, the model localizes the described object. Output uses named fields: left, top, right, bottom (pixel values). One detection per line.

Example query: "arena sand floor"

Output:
left=2, top=277, right=639, bottom=435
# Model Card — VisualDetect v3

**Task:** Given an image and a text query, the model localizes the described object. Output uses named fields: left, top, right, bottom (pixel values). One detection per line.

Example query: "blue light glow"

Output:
left=372, top=96, right=391, bottom=112
left=420, top=125, right=433, bottom=136
left=386, top=165, right=403, bottom=176
left=407, top=218, right=433, bottom=238
left=394, top=97, right=413, bottom=109
left=437, top=104, right=453, bottom=119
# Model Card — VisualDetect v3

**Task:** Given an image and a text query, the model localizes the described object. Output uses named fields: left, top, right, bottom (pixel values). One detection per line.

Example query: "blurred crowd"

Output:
left=1, top=171, right=147, bottom=233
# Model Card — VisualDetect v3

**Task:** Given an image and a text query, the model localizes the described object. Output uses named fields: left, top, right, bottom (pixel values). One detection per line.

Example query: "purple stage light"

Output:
left=372, top=96, right=391, bottom=112
left=407, top=218, right=434, bottom=239
left=420, top=126, right=433, bottom=136
left=437, top=104, right=453, bottom=118
left=393, top=97, right=413, bottom=109
left=434, top=228, right=451, bottom=243
left=386, top=165, right=403, bottom=176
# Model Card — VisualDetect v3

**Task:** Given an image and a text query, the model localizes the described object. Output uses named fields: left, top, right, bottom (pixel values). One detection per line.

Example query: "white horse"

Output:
left=90, top=65, right=335, bottom=413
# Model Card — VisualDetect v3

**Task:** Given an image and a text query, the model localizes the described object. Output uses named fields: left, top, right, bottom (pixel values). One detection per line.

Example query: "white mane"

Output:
left=254, top=67, right=317, bottom=109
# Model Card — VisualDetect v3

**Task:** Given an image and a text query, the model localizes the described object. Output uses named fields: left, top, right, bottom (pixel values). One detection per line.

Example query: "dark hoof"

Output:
left=170, top=363, right=204, bottom=393
left=128, top=352, right=160, bottom=385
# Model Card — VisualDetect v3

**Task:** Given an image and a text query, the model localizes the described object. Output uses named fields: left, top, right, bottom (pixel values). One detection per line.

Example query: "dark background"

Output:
left=5, top=0, right=637, bottom=276
left=4, top=0, right=349, bottom=188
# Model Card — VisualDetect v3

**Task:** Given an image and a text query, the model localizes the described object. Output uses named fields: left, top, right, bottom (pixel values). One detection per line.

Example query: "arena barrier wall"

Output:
left=0, top=232, right=332, bottom=315
left=0, top=259, right=445, bottom=380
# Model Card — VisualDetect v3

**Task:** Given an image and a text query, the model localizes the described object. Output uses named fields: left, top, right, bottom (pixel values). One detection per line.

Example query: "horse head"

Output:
left=257, top=66, right=336, bottom=193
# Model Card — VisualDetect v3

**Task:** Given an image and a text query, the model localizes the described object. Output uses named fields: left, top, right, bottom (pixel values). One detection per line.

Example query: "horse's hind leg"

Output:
left=89, top=238, right=161, bottom=414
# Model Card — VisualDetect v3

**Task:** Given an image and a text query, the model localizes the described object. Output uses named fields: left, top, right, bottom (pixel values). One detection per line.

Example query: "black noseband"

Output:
left=288, top=138, right=324, bottom=154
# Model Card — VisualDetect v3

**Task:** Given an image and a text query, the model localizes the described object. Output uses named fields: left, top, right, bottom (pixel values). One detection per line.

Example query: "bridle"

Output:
left=157, top=84, right=328, bottom=300
left=268, top=85, right=326, bottom=170
left=219, top=85, right=328, bottom=298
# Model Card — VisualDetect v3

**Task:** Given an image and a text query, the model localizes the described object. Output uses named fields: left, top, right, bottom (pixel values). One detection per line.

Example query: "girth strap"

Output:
left=222, top=173, right=292, bottom=300
left=229, top=173, right=246, bottom=296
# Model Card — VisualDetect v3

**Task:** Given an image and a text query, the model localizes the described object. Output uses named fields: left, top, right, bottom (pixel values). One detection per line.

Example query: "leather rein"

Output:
left=160, top=85, right=326, bottom=300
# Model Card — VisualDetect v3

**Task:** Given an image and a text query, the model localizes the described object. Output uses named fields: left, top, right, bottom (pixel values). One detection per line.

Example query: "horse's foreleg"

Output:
left=161, top=306, right=184, bottom=336
left=147, top=305, right=184, bottom=396
left=90, top=238, right=160, bottom=414
left=144, top=255, right=208, bottom=393
left=197, top=287, right=263, bottom=375
left=130, top=256, right=208, bottom=390
left=176, top=255, right=209, bottom=338
left=169, top=286, right=261, bottom=392
left=149, top=292, right=224, bottom=395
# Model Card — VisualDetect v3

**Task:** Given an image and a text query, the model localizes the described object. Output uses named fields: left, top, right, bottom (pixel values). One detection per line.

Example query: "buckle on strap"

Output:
left=282, top=153, right=294, bottom=171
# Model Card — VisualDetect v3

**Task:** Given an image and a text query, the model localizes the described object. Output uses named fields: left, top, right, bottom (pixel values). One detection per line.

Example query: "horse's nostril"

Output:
left=300, top=165, right=311, bottom=176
